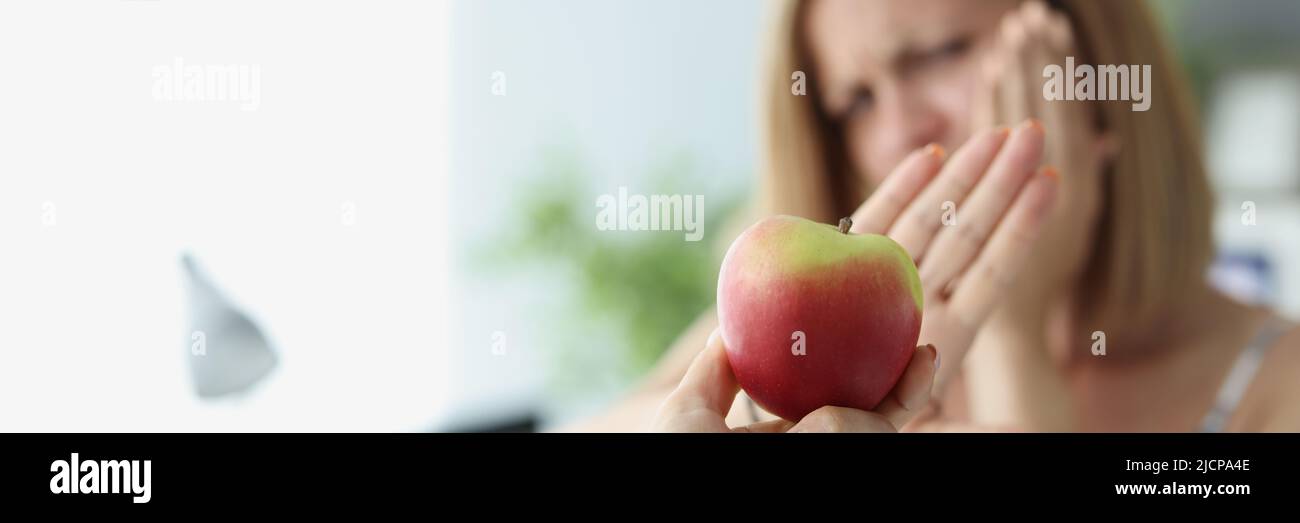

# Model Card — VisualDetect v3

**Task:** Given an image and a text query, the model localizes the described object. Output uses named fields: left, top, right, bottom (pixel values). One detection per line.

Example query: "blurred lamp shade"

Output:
left=181, top=253, right=278, bottom=399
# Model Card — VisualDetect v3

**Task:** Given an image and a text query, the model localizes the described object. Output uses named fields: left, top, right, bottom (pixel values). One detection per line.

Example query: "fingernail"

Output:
left=928, top=344, right=940, bottom=372
left=1042, top=165, right=1059, bottom=179
left=925, top=143, right=946, bottom=160
left=1022, top=118, right=1044, bottom=134
left=706, top=328, right=721, bottom=348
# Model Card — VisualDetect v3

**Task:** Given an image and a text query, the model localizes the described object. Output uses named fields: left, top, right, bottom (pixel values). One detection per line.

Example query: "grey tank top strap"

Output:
left=1198, top=317, right=1289, bottom=433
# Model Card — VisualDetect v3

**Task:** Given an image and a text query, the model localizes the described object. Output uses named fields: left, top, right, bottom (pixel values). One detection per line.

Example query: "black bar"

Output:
left=3, top=433, right=1294, bottom=510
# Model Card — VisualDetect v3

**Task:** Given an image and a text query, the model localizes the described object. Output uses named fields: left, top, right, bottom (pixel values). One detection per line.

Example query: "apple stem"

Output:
left=838, top=217, right=852, bottom=234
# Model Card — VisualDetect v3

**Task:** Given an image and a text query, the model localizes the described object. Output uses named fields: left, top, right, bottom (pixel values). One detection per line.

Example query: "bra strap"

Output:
left=1198, top=317, right=1288, bottom=433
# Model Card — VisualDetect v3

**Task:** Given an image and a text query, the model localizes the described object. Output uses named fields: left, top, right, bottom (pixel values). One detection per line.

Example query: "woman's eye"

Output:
left=842, top=87, right=874, bottom=119
left=929, top=37, right=971, bottom=61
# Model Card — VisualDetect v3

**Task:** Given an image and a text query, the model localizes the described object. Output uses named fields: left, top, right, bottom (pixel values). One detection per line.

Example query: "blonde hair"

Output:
left=757, top=0, right=1215, bottom=333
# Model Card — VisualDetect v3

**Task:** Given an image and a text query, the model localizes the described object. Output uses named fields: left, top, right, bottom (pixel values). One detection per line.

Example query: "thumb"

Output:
left=658, top=329, right=741, bottom=421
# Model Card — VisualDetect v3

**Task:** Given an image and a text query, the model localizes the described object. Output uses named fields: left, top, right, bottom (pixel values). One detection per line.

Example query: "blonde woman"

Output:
left=575, top=0, right=1300, bottom=433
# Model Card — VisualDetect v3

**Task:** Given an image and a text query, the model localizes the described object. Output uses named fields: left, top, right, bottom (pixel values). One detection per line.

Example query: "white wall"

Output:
left=0, top=0, right=453, bottom=431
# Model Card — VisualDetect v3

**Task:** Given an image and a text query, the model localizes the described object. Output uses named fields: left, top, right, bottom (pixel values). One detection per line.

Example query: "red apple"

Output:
left=717, top=215, right=923, bottom=421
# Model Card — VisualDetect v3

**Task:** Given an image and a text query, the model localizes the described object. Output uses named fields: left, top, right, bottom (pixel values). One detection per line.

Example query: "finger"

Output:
left=982, top=36, right=1010, bottom=127
left=916, top=119, right=1045, bottom=296
left=1021, top=0, right=1051, bottom=31
left=1020, top=2, right=1063, bottom=122
left=1021, top=1, right=1062, bottom=57
left=849, top=144, right=946, bottom=234
left=1021, top=2, right=1091, bottom=171
left=973, top=52, right=1000, bottom=131
left=887, top=126, right=1010, bottom=262
left=1034, top=1, right=1075, bottom=56
left=947, top=167, right=1059, bottom=330
left=996, top=11, right=1033, bottom=123
left=874, top=344, right=939, bottom=428
left=789, top=405, right=897, bottom=433
left=657, top=329, right=739, bottom=425
left=732, top=419, right=796, bottom=433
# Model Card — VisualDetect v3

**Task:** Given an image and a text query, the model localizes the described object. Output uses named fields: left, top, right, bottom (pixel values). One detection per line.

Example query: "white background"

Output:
left=0, top=0, right=452, bottom=431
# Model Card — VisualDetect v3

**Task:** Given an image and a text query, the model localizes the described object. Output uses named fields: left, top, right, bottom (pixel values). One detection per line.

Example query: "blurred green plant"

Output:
left=475, top=146, right=744, bottom=398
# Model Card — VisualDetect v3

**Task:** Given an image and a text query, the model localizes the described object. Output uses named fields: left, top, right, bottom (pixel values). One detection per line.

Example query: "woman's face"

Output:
left=805, top=0, right=1020, bottom=188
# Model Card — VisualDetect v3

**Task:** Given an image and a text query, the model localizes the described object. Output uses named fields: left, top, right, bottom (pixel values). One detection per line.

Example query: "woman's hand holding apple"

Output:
left=653, top=329, right=938, bottom=433
left=654, top=119, right=1058, bottom=432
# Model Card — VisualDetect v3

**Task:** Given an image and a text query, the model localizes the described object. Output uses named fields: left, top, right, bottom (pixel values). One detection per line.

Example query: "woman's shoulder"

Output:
left=1234, top=315, right=1300, bottom=432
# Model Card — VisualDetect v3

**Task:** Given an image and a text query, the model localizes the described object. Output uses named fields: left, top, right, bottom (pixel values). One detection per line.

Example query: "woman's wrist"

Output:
left=982, top=298, right=1049, bottom=345
left=965, top=303, right=1076, bottom=431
